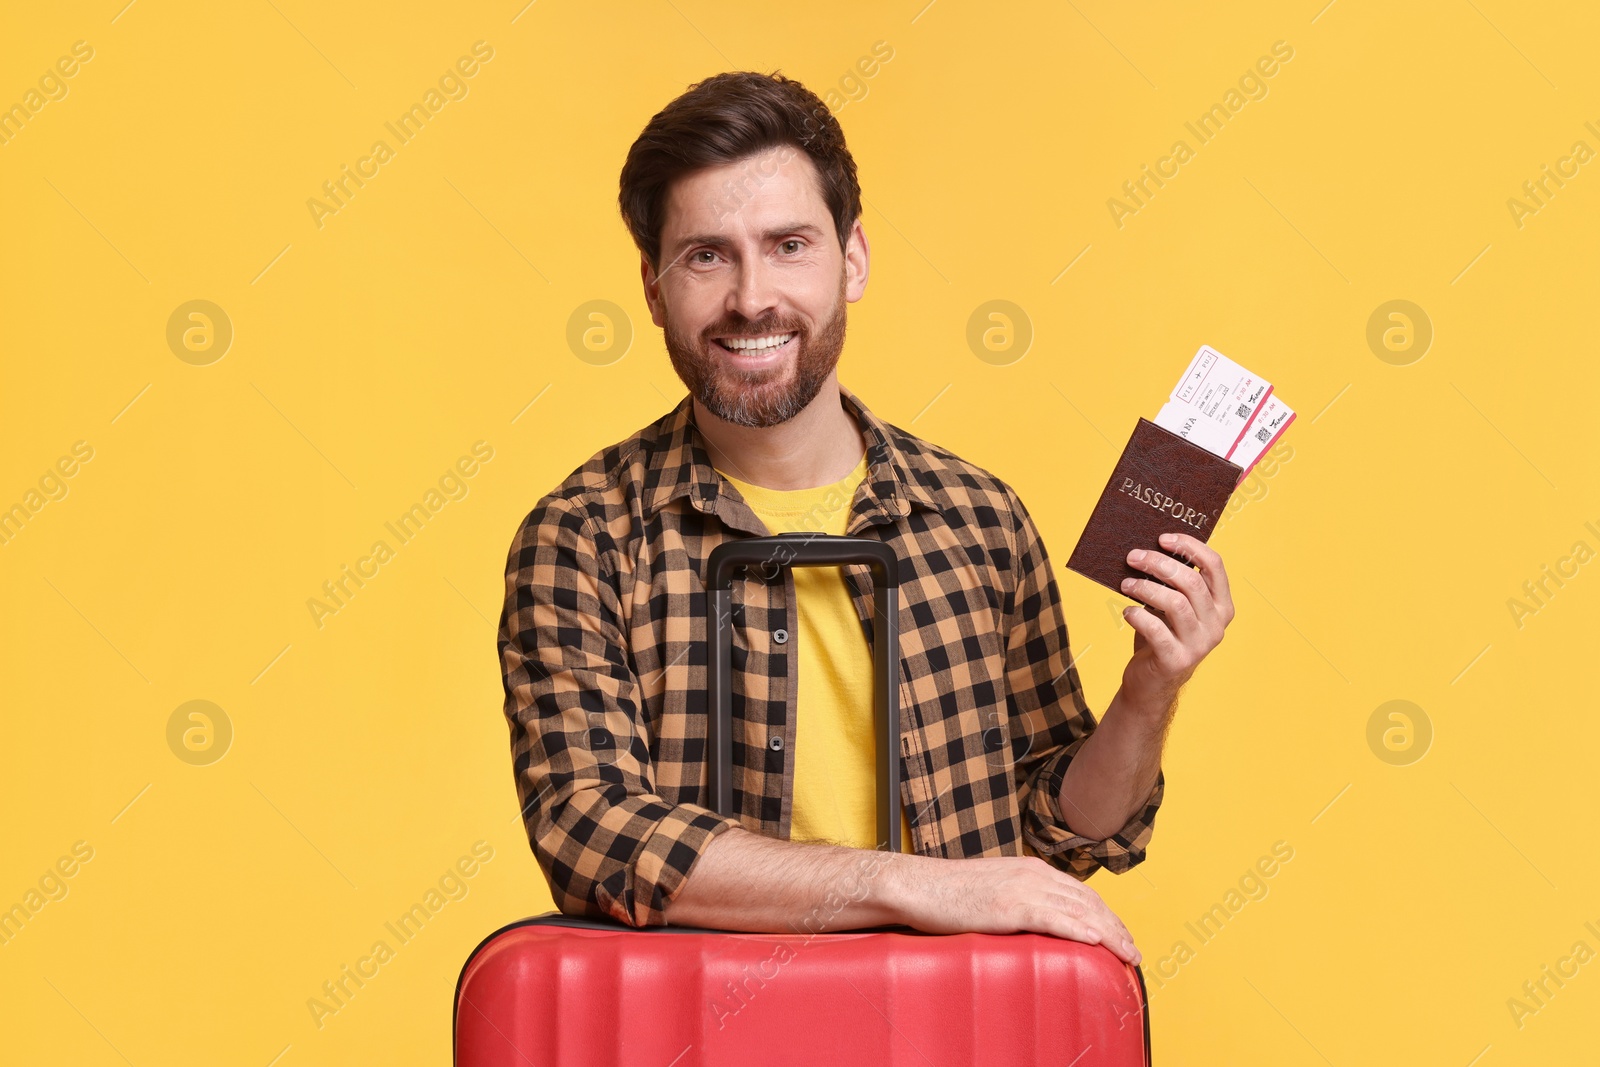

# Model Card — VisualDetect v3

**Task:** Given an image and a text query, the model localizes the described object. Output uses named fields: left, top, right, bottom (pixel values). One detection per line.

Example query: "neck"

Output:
left=692, top=376, right=866, bottom=490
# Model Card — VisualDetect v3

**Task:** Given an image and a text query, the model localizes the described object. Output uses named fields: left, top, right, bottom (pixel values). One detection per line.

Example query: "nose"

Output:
left=726, top=254, right=781, bottom=327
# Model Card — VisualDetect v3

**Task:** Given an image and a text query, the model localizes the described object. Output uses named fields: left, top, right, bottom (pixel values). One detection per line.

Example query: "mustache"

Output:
left=704, top=321, right=803, bottom=339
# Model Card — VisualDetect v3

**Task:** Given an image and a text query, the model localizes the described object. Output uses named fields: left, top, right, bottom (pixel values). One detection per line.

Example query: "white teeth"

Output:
left=719, top=333, right=795, bottom=352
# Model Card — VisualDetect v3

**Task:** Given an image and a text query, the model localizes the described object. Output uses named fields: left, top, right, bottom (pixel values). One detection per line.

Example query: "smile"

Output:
left=713, top=332, right=796, bottom=360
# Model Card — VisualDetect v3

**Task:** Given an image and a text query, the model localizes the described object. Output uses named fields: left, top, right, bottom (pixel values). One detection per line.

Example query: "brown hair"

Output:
left=617, top=71, right=861, bottom=274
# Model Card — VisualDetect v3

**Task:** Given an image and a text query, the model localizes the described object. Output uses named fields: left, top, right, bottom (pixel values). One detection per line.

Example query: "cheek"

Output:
left=665, top=285, right=723, bottom=334
left=793, top=269, right=844, bottom=320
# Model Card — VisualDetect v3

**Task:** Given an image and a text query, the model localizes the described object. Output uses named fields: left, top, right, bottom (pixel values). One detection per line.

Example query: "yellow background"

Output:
left=3, top=1, right=1596, bottom=1063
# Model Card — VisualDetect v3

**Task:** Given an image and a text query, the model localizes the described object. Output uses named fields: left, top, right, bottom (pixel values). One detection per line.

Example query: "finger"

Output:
left=1043, top=895, right=1145, bottom=966
left=1121, top=579, right=1200, bottom=647
left=1040, top=869, right=1136, bottom=947
left=1063, top=885, right=1136, bottom=952
left=1015, top=899, right=1100, bottom=944
left=1122, top=601, right=1183, bottom=663
left=1097, top=913, right=1140, bottom=965
left=1126, top=548, right=1212, bottom=633
left=1102, top=911, right=1137, bottom=957
left=1120, top=571, right=1187, bottom=620
left=1044, top=870, right=1118, bottom=919
left=1042, top=914, right=1119, bottom=957
left=1160, top=532, right=1233, bottom=618
left=1041, top=892, right=1139, bottom=963
left=1129, top=545, right=1207, bottom=601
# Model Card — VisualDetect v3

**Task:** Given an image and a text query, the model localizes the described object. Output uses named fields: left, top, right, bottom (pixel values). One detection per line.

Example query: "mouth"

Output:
left=711, top=331, right=797, bottom=365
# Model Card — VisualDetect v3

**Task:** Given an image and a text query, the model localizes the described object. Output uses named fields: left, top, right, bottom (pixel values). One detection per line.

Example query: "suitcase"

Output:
left=459, top=533, right=1152, bottom=1065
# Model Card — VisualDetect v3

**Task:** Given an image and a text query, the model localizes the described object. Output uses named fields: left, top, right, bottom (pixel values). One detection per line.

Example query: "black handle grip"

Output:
left=704, top=533, right=902, bottom=853
left=706, top=532, right=902, bottom=591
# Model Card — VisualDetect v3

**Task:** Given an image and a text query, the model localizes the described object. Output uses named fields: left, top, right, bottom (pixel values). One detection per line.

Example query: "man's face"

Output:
left=643, top=145, right=868, bottom=428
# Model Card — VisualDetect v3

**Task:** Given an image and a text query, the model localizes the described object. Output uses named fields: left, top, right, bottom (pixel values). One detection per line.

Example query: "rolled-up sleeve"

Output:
left=498, top=496, right=741, bottom=927
left=999, top=484, right=1163, bottom=880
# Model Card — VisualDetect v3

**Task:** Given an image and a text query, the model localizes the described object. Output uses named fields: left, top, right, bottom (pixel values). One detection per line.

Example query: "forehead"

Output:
left=660, top=145, right=830, bottom=248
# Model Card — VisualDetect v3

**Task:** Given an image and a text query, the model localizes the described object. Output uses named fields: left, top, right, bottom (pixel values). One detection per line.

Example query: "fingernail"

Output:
left=1129, top=550, right=1145, bottom=563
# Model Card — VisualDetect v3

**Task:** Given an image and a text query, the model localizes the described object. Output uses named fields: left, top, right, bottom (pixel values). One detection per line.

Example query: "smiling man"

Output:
left=498, top=71, right=1237, bottom=964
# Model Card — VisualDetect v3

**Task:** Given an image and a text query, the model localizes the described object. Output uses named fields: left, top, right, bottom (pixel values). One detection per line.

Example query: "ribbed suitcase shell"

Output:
left=454, top=914, right=1151, bottom=1066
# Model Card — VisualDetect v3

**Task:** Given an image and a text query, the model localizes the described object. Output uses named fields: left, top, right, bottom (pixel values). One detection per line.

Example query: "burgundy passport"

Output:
left=1066, top=417, right=1243, bottom=600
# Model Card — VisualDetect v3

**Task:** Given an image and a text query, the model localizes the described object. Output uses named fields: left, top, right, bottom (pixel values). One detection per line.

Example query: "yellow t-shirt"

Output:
left=716, top=452, right=916, bottom=855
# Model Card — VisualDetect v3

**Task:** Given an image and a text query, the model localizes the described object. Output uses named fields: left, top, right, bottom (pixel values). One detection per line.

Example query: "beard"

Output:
left=663, top=268, right=848, bottom=429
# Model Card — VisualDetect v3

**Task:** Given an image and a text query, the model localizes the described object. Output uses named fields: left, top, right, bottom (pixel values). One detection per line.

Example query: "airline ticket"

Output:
left=1154, top=344, right=1294, bottom=482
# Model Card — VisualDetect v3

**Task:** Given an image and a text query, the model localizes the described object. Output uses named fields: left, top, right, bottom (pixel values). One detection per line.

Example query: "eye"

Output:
left=690, top=250, right=717, bottom=265
left=779, top=239, right=803, bottom=254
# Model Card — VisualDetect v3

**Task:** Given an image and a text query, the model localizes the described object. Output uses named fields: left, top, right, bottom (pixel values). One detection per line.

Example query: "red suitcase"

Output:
left=460, top=534, right=1151, bottom=1065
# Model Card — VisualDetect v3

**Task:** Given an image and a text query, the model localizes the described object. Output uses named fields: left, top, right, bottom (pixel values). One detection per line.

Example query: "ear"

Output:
left=843, top=218, right=870, bottom=302
left=640, top=254, right=666, bottom=328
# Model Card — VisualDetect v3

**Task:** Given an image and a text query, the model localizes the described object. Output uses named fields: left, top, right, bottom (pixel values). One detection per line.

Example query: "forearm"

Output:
left=662, top=826, right=909, bottom=933
left=1056, top=685, right=1173, bottom=841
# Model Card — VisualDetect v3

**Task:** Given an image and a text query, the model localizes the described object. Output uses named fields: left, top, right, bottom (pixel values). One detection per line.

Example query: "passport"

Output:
left=1067, top=345, right=1295, bottom=601
left=1065, top=417, right=1244, bottom=600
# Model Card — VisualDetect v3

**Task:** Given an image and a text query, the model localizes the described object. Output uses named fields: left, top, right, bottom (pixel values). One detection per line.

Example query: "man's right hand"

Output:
left=888, top=854, right=1142, bottom=965
left=663, top=829, right=1141, bottom=965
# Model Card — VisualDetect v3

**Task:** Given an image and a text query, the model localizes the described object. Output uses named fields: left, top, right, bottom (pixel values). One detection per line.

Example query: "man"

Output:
left=498, top=72, right=1236, bottom=967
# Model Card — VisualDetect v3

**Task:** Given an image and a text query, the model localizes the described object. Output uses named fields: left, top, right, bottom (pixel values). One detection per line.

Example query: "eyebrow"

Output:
left=668, top=222, right=827, bottom=256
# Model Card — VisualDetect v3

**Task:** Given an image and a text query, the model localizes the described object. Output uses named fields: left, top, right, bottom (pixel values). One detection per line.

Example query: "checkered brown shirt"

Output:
left=498, top=384, right=1164, bottom=928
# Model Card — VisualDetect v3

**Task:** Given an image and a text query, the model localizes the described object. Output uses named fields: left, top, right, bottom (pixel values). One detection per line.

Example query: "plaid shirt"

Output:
left=498, top=384, right=1164, bottom=928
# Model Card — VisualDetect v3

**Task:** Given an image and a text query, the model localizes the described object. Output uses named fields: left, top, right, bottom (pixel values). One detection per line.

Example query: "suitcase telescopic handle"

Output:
left=704, top=533, right=903, bottom=853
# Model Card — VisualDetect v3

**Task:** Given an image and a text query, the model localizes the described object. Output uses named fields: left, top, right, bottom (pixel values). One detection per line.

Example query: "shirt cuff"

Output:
left=1021, top=738, right=1164, bottom=879
left=590, top=803, right=744, bottom=929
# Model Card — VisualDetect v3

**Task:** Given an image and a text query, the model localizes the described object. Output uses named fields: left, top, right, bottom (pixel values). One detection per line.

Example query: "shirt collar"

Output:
left=640, top=383, right=942, bottom=522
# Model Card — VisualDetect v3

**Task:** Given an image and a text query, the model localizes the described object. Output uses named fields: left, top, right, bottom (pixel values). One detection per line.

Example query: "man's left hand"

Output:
left=1117, top=532, right=1235, bottom=712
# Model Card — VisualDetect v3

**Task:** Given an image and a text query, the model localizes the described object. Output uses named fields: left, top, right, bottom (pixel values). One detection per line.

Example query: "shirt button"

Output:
left=768, top=735, right=784, bottom=751
left=773, top=628, right=789, bottom=644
